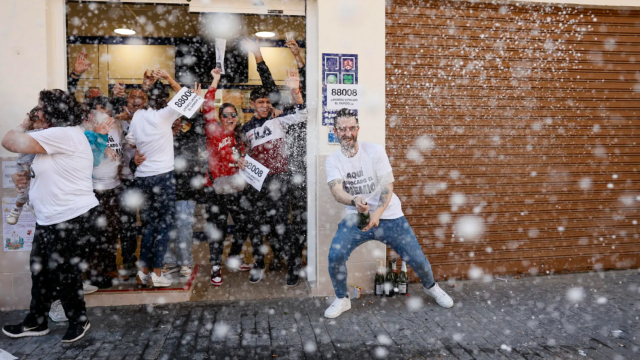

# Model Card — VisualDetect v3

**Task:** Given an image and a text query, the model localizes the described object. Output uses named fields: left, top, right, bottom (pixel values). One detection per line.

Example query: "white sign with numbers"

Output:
left=168, top=87, right=205, bottom=119
left=326, top=84, right=361, bottom=110
left=240, top=155, right=269, bottom=192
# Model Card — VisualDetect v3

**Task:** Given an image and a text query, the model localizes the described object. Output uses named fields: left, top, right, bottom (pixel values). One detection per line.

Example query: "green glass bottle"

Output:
left=392, top=259, right=399, bottom=295
left=384, top=260, right=395, bottom=297
left=397, top=261, right=409, bottom=295
left=374, top=260, right=385, bottom=296
left=357, top=211, right=370, bottom=230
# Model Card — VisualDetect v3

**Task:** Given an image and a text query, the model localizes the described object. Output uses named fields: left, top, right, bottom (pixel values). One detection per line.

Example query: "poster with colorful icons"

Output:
left=3, top=198, right=36, bottom=252
left=322, top=53, right=358, bottom=130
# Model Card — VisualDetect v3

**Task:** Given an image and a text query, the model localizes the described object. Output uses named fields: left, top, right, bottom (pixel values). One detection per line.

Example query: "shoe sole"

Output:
left=324, top=306, right=351, bottom=319
left=163, top=268, right=180, bottom=275
left=287, top=280, right=299, bottom=287
left=82, top=288, right=98, bottom=295
left=2, top=327, right=50, bottom=338
left=151, top=281, right=172, bottom=288
left=210, top=281, right=222, bottom=286
left=61, top=323, right=90, bottom=343
left=249, top=276, right=263, bottom=284
left=6, top=219, right=17, bottom=225
left=226, top=265, right=252, bottom=272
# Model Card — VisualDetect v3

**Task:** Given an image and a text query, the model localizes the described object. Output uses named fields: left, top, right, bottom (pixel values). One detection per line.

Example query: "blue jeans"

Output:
left=136, top=171, right=176, bottom=269
left=328, top=215, right=435, bottom=298
left=164, top=200, right=195, bottom=267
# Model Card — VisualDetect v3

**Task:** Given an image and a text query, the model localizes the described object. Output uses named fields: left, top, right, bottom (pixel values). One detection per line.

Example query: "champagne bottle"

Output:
left=392, top=259, right=399, bottom=295
left=357, top=212, right=371, bottom=230
left=398, top=261, right=409, bottom=295
left=374, top=259, right=384, bottom=296
left=384, top=260, right=394, bottom=297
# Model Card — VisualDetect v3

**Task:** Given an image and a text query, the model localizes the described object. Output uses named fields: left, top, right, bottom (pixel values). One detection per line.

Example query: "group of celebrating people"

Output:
left=1, top=36, right=454, bottom=344
left=1, top=39, right=308, bottom=342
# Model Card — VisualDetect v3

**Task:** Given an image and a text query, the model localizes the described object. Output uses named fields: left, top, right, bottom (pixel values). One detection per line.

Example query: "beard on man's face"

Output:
left=338, top=133, right=357, bottom=149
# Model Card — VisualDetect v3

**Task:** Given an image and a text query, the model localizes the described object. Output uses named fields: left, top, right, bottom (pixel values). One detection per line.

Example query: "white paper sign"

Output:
left=240, top=156, right=269, bottom=192
left=168, top=88, right=205, bottom=119
left=3, top=198, right=36, bottom=252
left=2, top=161, right=18, bottom=189
left=326, top=84, right=361, bottom=110
left=215, top=38, right=227, bottom=74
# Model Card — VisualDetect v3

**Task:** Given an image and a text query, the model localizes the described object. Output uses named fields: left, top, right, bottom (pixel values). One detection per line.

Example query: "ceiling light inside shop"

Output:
left=255, top=31, right=275, bottom=38
left=114, top=28, right=136, bottom=35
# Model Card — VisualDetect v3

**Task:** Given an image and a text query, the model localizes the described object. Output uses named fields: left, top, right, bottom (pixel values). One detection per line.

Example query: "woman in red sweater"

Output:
left=203, top=69, right=253, bottom=286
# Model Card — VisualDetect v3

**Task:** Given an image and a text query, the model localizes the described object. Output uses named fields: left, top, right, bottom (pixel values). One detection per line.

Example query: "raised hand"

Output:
left=94, top=117, right=115, bottom=135
left=191, top=82, right=202, bottom=96
left=152, top=69, right=171, bottom=81
left=115, top=112, right=132, bottom=121
left=113, top=81, right=126, bottom=98
left=286, top=39, right=300, bottom=56
left=241, top=38, right=261, bottom=56
left=73, top=51, right=92, bottom=75
left=285, top=68, right=300, bottom=91
left=210, top=68, right=222, bottom=82
left=142, top=69, right=155, bottom=90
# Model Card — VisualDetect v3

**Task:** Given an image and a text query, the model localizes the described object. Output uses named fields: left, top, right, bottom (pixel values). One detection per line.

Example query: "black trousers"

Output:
left=290, top=171, right=307, bottom=264
left=28, top=210, right=96, bottom=326
left=245, top=172, right=302, bottom=269
left=204, top=188, right=251, bottom=266
left=119, top=179, right=139, bottom=268
left=92, top=187, right=121, bottom=276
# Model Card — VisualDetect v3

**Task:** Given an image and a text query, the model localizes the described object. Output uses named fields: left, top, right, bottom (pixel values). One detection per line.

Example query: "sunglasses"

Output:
left=222, top=113, right=238, bottom=118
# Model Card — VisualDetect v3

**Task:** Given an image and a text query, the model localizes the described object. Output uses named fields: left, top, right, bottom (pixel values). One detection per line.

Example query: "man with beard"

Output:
left=323, top=108, right=454, bottom=319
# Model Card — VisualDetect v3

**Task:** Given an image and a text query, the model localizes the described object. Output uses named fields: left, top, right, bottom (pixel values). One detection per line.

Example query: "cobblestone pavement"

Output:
left=1, top=269, right=639, bottom=359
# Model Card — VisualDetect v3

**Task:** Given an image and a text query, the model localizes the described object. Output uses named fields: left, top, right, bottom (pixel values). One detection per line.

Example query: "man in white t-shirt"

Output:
left=323, top=108, right=454, bottom=319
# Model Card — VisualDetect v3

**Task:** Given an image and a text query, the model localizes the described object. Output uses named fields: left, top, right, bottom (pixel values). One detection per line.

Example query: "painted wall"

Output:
left=311, top=0, right=388, bottom=297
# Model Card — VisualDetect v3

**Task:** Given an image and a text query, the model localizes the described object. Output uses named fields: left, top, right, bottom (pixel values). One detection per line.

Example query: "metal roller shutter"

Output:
left=385, top=0, right=640, bottom=280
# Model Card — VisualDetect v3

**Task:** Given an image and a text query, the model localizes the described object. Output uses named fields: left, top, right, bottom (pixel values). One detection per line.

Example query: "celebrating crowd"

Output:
left=1, top=36, right=453, bottom=344
left=1, top=39, right=307, bottom=343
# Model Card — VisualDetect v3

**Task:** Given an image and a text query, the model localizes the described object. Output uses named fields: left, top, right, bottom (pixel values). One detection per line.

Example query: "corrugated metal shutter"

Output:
left=385, top=0, right=640, bottom=280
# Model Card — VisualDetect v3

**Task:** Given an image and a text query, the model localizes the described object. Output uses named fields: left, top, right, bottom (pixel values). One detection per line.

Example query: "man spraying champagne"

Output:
left=323, top=109, right=454, bottom=319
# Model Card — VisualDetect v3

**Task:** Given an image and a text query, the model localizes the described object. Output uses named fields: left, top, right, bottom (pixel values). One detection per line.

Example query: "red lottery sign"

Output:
left=343, top=59, right=354, bottom=70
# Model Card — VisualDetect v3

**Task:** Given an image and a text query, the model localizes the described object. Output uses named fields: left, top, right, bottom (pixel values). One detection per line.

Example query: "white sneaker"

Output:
left=150, top=272, right=172, bottom=287
left=225, top=256, right=252, bottom=272
left=424, top=283, right=454, bottom=308
left=82, top=283, right=99, bottom=295
left=49, top=300, right=68, bottom=322
left=136, top=271, right=150, bottom=285
left=180, top=265, right=193, bottom=277
left=6, top=206, right=22, bottom=225
left=324, top=297, right=351, bottom=319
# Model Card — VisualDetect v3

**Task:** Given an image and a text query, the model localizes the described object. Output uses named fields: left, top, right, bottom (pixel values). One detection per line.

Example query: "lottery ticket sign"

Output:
left=322, top=53, right=358, bottom=127
left=168, top=88, right=205, bottom=119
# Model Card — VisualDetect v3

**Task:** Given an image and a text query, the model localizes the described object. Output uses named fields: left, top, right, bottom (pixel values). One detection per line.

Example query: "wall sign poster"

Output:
left=322, top=53, right=358, bottom=127
left=3, top=198, right=36, bottom=252
left=3, top=161, right=18, bottom=189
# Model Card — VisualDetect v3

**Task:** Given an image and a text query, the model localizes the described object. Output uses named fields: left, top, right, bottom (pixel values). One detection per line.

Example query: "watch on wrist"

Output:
left=350, top=197, right=357, bottom=207
left=71, top=71, right=81, bottom=78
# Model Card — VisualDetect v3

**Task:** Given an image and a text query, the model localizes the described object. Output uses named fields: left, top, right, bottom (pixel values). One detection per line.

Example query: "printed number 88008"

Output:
left=246, top=162, right=263, bottom=177
left=174, top=90, right=194, bottom=108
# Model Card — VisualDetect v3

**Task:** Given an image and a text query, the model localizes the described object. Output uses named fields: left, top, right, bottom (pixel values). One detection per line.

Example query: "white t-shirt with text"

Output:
left=325, top=142, right=404, bottom=220
left=126, top=105, right=181, bottom=177
left=92, top=124, right=123, bottom=190
left=29, top=126, right=99, bottom=225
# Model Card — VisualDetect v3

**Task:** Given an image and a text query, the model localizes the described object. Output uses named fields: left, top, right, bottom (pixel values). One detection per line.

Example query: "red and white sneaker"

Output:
left=210, top=265, right=222, bottom=286
left=225, top=256, right=252, bottom=272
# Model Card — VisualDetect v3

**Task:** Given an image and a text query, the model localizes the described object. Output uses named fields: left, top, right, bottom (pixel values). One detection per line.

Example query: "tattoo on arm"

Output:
left=328, top=179, right=343, bottom=189
left=378, top=186, right=391, bottom=207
